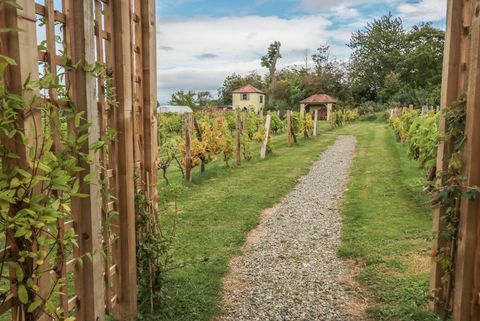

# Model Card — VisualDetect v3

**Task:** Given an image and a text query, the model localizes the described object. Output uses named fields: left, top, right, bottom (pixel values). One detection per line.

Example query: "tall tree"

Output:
left=348, top=13, right=406, bottom=102
left=196, top=91, right=214, bottom=108
left=261, top=41, right=282, bottom=103
left=169, top=90, right=197, bottom=109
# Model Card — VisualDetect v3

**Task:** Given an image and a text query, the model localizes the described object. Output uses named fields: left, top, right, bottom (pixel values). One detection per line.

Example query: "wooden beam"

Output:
left=454, top=2, right=480, bottom=320
left=68, top=1, right=106, bottom=320
left=313, top=109, right=318, bottom=137
left=141, top=0, right=159, bottom=219
left=430, top=0, right=469, bottom=312
left=111, top=0, right=137, bottom=319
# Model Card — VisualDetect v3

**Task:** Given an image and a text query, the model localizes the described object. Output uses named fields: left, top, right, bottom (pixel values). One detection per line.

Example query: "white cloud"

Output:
left=156, top=14, right=356, bottom=102
left=397, top=0, right=447, bottom=24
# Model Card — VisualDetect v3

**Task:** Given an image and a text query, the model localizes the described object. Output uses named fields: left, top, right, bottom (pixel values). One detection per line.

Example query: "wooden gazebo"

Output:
left=299, top=94, right=337, bottom=120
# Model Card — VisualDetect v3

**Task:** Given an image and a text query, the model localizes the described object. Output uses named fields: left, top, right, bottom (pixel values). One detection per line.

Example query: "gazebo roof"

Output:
left=300, top=94, right=337, bottom=105
left=233, top=84, right=265, bottom=94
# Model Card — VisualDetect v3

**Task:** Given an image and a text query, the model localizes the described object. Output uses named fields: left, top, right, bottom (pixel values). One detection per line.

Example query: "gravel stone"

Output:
left=219, top=136, right=358, bottom=321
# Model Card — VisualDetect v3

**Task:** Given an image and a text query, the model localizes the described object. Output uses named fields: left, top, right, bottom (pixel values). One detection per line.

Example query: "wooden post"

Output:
left=68, top=1, right=107, bottom=320
left=236, top=111, right=241, bottom=166
left=453, top=2, right=480, bottom=320
left=260, top=112, right=271, bottom=159
left=141, top=0, right=159, bottom=218
left=260, top=109, right=264, bottom=123
left=287, top=110, right=292, bottom=147
left=2, top=2, right=44, bottom=320
left=111, top=0, right=137, bottom=318
left=430, top=0, right=471, bottom=314
left=313, top=109, right=318, bottom=137
left=185, top=113, right=192, bottom=182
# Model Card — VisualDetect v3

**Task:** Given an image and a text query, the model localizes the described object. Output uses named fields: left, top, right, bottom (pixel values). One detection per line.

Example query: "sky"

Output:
left=156, top=0, right=447, bottom=103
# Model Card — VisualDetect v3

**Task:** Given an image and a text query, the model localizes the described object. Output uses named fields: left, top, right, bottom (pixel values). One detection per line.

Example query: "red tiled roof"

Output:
left=299, top=94, right=337, bottom=105
left=233, top=84, right=265, bottom=94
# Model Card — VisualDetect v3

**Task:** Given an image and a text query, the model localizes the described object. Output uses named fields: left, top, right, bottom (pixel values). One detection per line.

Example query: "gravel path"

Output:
left=219, top=136, right=359, bottom=321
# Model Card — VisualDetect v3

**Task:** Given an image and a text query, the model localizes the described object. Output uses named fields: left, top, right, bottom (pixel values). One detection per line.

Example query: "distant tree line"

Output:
left=169, top=14, right=445, bottom=112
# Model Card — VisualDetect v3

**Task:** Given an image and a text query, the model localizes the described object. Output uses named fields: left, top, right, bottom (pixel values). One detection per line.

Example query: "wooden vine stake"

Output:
left=185, top=113, right=192, bottom=182
left=287, top=110, right=292, bottom=147
left=260, top=111, right=271, bottom=159
left=236, top=110, right=241, bottom=166
left=313, top=109, right=318, bottom=137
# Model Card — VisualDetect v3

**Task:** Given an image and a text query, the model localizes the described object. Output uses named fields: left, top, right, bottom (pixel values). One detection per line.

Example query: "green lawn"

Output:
left=335, top=121, right=440, bottom=321
left=151, top=120, right=440, bottom=321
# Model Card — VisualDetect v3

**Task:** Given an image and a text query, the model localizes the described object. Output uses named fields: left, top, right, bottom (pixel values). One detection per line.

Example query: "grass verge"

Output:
left=336, top=121, right=440, bottom=321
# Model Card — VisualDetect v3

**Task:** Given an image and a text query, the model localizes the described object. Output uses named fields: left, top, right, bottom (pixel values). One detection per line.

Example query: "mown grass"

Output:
left=153, top=122, right=336, bottom=321
left=336, top=121, right=440, bottom=321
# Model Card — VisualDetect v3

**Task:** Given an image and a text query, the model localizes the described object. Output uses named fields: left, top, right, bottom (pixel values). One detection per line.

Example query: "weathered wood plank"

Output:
left=430, top=0, right=469, bottom=313
left=260, top=112, right=271, bottom=159
left=68, top=0, right=106, bottom=320
left=111, top=0, right=138, bottom=318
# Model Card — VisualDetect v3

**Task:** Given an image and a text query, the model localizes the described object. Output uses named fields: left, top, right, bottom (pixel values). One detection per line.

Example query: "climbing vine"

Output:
left=430, top=95, right=479, bottom=319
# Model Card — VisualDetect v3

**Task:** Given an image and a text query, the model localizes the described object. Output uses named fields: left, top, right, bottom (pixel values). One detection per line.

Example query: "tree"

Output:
left=261, top=41, right=282, bottom=102
left=348, top=13, right=406, bottom=102
left=169, top=90, right=197, bottom=109
left=196, top=91, right=214, bottom=108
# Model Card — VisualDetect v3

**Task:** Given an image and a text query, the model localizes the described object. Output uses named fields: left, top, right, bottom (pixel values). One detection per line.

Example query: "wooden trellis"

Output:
left=0, top=0, right=157, bottom=320
left=430, top=0, right=480, bottom=320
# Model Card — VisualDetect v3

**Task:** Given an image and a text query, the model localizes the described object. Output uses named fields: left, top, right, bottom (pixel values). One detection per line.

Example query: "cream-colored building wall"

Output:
left=232, top=93, right=265, bottom=113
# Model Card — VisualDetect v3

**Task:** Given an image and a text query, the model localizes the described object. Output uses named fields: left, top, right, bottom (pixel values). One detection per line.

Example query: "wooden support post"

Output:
left=287, top=110, right=292, bottom=147
left=260, top=112, right=271, bottom=159
left=454, top=2, right=480, bottom=320
left=236, top=111, right=241, bottom=166
left=111, top=0, right=137, bottom=318
left=68, top=1, right=107, bottom=320
left=2, top=2, right=44, bottom=320
left=430, top=0, right=471, bottom=314
left=313, top=109, right=318, bottom=137
left=141, top=0, right=159, bottom=218
left=185, top=113, right=192, bottom=182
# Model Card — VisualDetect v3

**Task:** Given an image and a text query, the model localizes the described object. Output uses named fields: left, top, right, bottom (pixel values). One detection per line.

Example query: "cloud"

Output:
left=159, top=46, right=175, bottom=51
left=196, top=53, right=218, bottom=60
left=157, top=14, right=352, bottom=102
left=397, top=0, right=447, bottom=23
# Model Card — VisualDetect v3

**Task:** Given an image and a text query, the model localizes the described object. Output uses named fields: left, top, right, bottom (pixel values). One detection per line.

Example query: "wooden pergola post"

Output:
left=2, top=2, right=42, bottom=320
left=141, top=0, right=159, bottom=217
left=453, top=1, right=480, bottom=320
left=430, top=1, right=479, bottom=320
left=69, top=1, right=106, bottom=320
left=112, top=0, right=138, bottom=319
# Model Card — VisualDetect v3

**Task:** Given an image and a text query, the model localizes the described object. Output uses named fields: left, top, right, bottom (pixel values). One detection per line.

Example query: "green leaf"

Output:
left=15, top=266, right=24, bottom=282
left=18, top=284, right=28, bottom=304
left=27, top=299, right=42, bottom=313
left=0, top=54, right=16, bottom=65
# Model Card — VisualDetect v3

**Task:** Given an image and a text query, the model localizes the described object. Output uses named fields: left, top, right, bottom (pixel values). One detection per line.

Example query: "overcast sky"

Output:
left=156, top=0, right=447, bottom=103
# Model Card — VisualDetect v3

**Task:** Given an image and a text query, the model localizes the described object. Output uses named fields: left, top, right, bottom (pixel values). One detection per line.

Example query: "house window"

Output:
left=260, top=95, right=264, bottom=103
left=241, top=94, right=248, bottom=101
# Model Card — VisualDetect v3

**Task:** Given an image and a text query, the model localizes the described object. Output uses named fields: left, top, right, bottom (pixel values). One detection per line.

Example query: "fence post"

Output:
left=313, top=109, right=318, bottom=137
left=141, top=0, right=159, bottom=218
left=260, top=112, right=271, bottom=159
left=185, top=113, right=192, bottom=182
left=111, top=0, right=137, bottom=318
left=2, top=2, right=43, bottom=320
left=287, top=110, right=292, bottom=147
left=236, top=111, right=241, bottom=166
left=430, top=0, right=471, bottom=315
left=68, top=1, right=107, bottom=320
left=453, top=4, right=480, bottom=320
